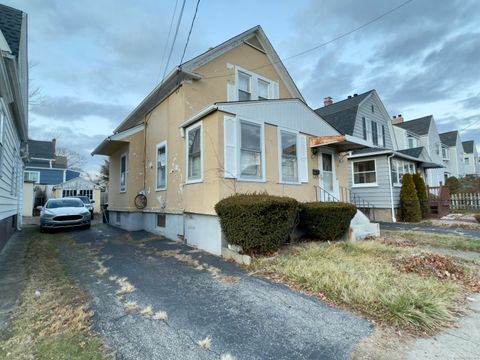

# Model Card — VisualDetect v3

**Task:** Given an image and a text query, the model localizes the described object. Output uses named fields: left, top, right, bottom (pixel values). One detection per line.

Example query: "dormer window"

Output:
left=407, top=134, right=418, bottom=149
left=238, top=72, right=251, bottom=101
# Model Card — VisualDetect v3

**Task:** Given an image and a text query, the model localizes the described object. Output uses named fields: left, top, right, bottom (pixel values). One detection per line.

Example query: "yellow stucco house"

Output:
left=93, top=26, right=377, bottom=255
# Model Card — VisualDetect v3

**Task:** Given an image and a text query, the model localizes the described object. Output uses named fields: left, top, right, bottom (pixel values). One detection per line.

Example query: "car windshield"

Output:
left=73, top=196, right=90, bottom=204
left=46, top=199, right=84, bottom=208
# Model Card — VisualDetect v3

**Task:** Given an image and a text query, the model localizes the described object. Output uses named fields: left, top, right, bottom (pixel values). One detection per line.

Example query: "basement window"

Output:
left=156, top=214, right=166, bottom=228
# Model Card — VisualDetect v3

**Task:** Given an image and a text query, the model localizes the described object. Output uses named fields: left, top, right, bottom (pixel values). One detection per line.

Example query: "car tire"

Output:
left=84, top=223, right=91, bottom=230
left=90, top=211, right=94, bottom=219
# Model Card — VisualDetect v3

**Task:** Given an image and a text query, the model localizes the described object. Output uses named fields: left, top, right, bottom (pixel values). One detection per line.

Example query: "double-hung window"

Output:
left=240, top=121, right=262, bottom=179
left=187, top=123, right=202, bottom=182
left=258, top=79, right=269, bottom=100
left=238, top=72, right=251, bottom=101
left=156, top=141, right=167, bottom=190
left=371, top=121, right=378, bottom=146
left=391, top=159, right=416, bottom=186
left=24, top=171, right=40, bottom=183
left=120, top=153, right=127, bottom=192
left=280, top=130, right=298, bottom=183
left=353, top=160, right=376, bottom=186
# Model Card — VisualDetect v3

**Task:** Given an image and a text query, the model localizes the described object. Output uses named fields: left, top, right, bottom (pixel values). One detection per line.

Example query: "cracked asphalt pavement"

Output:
left=58, top=223, right=373, bottom=359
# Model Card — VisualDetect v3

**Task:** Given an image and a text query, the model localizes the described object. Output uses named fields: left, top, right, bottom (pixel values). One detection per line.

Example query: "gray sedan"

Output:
left=40, top=198, right=91, bottom=232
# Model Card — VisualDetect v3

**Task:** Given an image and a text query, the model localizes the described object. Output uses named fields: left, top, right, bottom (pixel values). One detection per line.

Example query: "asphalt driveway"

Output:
left=58, top=223, right=372, bottom=359
left=379, top=221, right=480, bottom=239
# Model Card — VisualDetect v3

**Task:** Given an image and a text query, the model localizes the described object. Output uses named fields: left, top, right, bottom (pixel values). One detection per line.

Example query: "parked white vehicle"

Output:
left=40, top=198, right=91, bottom=232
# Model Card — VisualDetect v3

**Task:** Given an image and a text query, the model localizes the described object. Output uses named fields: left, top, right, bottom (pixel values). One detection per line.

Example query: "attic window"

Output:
left=238, top=72, right=251, bottom=101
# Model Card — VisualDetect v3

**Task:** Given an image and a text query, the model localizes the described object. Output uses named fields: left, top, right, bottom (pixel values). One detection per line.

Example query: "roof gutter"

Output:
left=178, top=104, right=218, bottom=131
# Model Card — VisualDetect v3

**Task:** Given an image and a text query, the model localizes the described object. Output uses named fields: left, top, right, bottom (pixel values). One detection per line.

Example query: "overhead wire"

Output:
left=180, top=0, right=201, bottom=65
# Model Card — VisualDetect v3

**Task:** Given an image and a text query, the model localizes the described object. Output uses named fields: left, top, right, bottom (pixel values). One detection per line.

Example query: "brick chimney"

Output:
left=323, top=96, right=333, bottom=106
left=392, top=114, right=404, bottom=125
left=52, top=138, right=56, bottom=152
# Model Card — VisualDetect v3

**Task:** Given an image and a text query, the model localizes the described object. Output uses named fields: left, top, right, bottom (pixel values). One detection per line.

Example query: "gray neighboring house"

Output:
left=439, top=131, right=466, bottom=179
left=315, top=90, right=441, bottom=222
left=462, top=140, right=479, bottom=176
left=0, top=4, right=28, bottom=250
left=392, top=115, right=445, bottom=186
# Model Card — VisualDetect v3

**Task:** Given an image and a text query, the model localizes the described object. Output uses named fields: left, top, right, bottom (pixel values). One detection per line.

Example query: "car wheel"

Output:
left=84, top=223, right=91, bottom=230
left=90, top=211, right=94, bottom=219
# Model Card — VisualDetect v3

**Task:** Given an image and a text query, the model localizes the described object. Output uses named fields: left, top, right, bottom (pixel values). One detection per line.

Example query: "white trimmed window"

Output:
left=186, top=123, right=202, bottom=182
left=353, top=160, right=377, bottom=186
left=442, top=146, right=449, bottom=160
left=24, top=170, right=40, bottom=183
left=258, top=79, right=269, bottom=100
left=120, top=153, right=127, bottom=192
left=156, top=141, right=167, bottom=190
left=280, top=130, right=298, bottom=183
left=240, top=121, right=262, bottom=180
left=238, top=72, right=251, bottom=101
left=391, top=159, right=416, bottom=186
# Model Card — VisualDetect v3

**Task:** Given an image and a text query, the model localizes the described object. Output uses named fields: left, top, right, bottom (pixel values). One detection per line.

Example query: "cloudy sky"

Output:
left=7, top=0, right=480, bottom=173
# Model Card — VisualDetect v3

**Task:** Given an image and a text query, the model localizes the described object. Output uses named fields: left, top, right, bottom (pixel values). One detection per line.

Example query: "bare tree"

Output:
left=100, top=159, right=109, bottom=183
left=28, top=62, right=47, bottom=109
left=56, top=147, right=87, bottom=172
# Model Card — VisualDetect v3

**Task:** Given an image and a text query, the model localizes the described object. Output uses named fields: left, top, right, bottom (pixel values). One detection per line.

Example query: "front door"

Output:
left=319, top=152, right=337, bottom=201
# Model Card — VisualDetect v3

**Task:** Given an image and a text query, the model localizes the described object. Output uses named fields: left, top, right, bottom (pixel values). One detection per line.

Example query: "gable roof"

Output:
left=439, top=131, right=459, bottom=147
left=0, top=4, right=23, bottom=58
left=462, top=140, right=474, bottom=153
left=314, top=90, right=375, bottom=135
left=28, top=140, right=56, bottom=160
left=397, top=146, right=425, bottom=158
left=114, top=25, right=303, bottom=133
left=393, top=115, right=432, bottom=135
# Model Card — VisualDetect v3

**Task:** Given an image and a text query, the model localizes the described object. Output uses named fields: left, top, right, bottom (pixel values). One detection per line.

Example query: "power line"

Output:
left=157, top=0, right=180, bottom=84
left=180, top=0, right=201, bottom=65
left=202, top=0, right=415, bottom=80
left=161, top=0, right=187, bottom=82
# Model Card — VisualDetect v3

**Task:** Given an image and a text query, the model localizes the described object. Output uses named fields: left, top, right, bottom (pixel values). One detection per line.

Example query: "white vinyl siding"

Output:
left=156, top=141, right=167, bottom=191
left=0, top=100, right=23, bottom=222
left=353, top=96, right=393, bottom=149
left=186, top=122, right=203, bottom=183
left=120, top=153, right=127, bottom=192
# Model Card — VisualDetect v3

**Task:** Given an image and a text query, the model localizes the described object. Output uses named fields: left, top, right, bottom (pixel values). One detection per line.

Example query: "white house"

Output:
left=462, top=140, right=479, bottom=176
left=0, top=4, right=28, bottom=250
left=439, top=131, right=466, bottom=180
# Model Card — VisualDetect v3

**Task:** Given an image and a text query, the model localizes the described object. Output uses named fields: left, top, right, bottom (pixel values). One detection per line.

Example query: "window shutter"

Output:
left=224, top=116, right=237, bottom=178
left=382, top=125, right=386, bottom=147
left=298, top=134, right=309, bottom=183
left=271, top=81, right=279, bottom=99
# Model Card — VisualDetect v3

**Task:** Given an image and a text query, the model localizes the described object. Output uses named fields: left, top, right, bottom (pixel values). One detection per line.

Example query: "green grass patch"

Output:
left=252, top=241, right=462, bottom=332
left=0, top=229, right=109, bottom=359
left=384, top=230, right=480, bottom=252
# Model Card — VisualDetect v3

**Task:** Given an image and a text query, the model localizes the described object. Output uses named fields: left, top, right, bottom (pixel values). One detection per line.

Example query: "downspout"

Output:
left=387, top=153, right=397, bottom=222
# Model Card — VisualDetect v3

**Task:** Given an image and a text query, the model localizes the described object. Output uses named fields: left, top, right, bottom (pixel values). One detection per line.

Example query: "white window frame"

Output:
left=392, top=159, right=416, bottom=187
left=185, top=121, right=203, bottom=184
left=442, top=146, right=450, bottom=160
left=24, top=170, right=40, bottom=183
left=120, top=152, right=127, bottom=193
left=352, top=159, right=378, bottom=187
left=235, top=65, right=277, bottom=101
left=155, top=141, right=167, bottom=191
left=278, top=127, right=300, bottom=185
left=237, top=118, right=266, bottom=182
left=237, top=71, right=252, bottom=101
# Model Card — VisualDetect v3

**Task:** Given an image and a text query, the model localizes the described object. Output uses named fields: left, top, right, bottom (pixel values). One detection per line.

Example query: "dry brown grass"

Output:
left=123, top=301, right=139, bottom=313
left=0, top=231, right=108, bottom=359
left=115, top=277, right=135, bottom=295
left=139, top=305, right=153, bottom=317
left=197, top=336, right=211, bottom=349
left=221, top=354, right=235, bottom=360
left=94, top=260, right=109, bottom=276
left=153, top=311, right=168, bottom=321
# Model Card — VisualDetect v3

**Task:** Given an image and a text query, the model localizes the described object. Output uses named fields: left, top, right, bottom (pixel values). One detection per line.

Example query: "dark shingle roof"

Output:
left=314, top=90, right=375, bottom=135
left=397, top=147, right=424, bottom=158
left=393, top=115, right=432, bottom=135
left=0, top=4, right=23, bottom=58
left=439, top=131, right=458, bottom=147
left=28, top=140, right=56, bottom=160
left=462, top=140, right=474, bottom=153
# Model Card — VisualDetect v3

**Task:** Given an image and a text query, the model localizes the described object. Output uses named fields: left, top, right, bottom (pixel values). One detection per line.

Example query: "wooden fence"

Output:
left=450, top=193, right=480, bottom=210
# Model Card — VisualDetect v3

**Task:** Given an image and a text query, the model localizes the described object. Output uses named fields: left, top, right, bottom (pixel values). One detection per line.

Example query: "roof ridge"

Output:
left=314, top=89, right=375, bottom=111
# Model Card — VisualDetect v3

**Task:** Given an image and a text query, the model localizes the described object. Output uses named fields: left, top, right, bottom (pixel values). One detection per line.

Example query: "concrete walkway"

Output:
left=0, top=227, right=31, bottom=339
left=59, top=224, right=373, bottom=360
left=379, top=222, right=480, bottom=239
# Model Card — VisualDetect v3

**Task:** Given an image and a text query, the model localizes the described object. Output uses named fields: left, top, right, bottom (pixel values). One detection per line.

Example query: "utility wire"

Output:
left=161, top=0, right=187, bottom=82
left=157, top=0, right=180, bottom=84
left=202, top=0, right=415, bottom=80
left=180, top=0, right=201, bottom=65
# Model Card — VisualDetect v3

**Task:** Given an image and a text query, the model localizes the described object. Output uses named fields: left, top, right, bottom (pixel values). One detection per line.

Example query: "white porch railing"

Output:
left=450, top=193, right=480, bottom=210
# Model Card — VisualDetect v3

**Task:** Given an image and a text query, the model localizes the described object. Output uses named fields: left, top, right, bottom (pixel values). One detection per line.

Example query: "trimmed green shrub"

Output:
left=446, top=176, right=461, bottom=194
left=299, top=202, right=357, bottom=241
left=215, top=193, right=298, bottom=253
left=400, top=174, right=422, bottom=222
left=413, top=173, right=429, bottom=218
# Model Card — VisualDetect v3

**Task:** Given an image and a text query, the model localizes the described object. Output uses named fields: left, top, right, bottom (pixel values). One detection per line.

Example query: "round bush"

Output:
left=215, top=193, right=298, bottom=253
left=299, top=202, right=357, bottom=241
